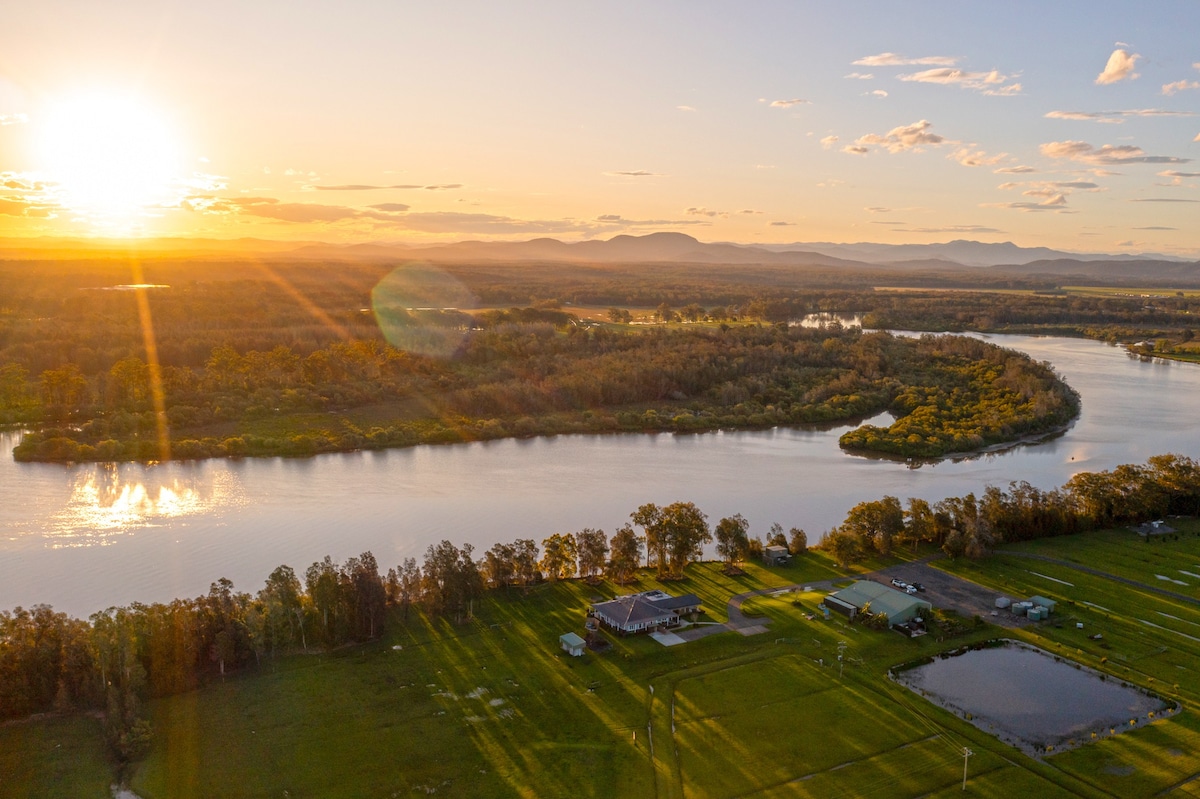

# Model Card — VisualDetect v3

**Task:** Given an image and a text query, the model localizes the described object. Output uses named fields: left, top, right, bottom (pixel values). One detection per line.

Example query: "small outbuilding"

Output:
left=763, top=545, right=792, bottom=566
left=559, top=632, right=586, bottom=657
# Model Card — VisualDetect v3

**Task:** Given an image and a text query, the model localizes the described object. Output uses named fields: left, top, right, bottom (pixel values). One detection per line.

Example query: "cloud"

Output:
left=739, top=209, right=764, bottom=214
left=0, top=113, right=28, bottom=126
left=820, top=135, right=839, bottom=149
left=952, top=148, right=1006, bottom=167
left=1162, top=80, right=1200, bottom=96
left=1040, top=140, right=1191, bottom=165
left=994, top=165, right=1037, bottom=174
left=1096, top=49, right=1140, bottom=85
left=592, top=214, right=708, bottom=228
left=0, top=197, right=56, bottom=218
left=850, top=119, right=948, bottom=154
left=899, top=67, right=1017, bottom=94
left=313, top=183, right=456, bottom=191
left=864, top=206, right=891, bottom=213
left=841, top=145, right=869, bottom=155
left=769, top=99, right=809, bottom=108
left=870, top=90, right=889, bottom=98
left=1158, top=170, right=1200, bottom=178
left=1134, top=226, right=1177, bottom=230
left=1128, top=198, right=1200, bottom=203
left=895, top=224, right=1002, bottom=234
left=844, top=72, right=874, bottom=80
left=982, top=197, right=1070, bottom=212
left=769, top=221, right=796, bottom=226
left=676, top=105, right=696, bottom=112
left=686, top=207, right=726, bottom=217
left=984, top=83, right=1023, bottom=96
left=1045, top=109, right=1195, bottom=123
left=853, top=53, right=957, bottom=67
left=604, top=170, right=664, bottom=177
left=368, top=203, right=411, bottom=212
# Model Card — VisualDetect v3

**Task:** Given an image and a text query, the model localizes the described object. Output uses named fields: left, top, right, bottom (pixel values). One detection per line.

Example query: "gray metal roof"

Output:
left=828, top=580, right=930, bottom=622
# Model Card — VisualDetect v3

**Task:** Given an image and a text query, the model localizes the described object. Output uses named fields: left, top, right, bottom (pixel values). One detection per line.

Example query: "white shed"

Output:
left=559, top=632, right=586, bottom=657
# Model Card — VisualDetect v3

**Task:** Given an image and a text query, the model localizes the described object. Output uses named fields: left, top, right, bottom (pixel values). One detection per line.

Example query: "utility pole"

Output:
left=962, top=747, right=973, bottom=791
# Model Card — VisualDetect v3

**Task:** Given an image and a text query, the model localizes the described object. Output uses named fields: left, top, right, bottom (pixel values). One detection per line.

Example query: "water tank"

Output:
left=995, top=597, right=1012, bottom=609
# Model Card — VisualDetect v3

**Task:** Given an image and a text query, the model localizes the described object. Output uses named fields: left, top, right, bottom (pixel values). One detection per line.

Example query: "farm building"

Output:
left=559, top=632, right=586, bottom=657
left=823, top=581, right=931, bottom=626
left=588, top=591, right=702, bottom=635
left=763, top=545, right=791, bottom=565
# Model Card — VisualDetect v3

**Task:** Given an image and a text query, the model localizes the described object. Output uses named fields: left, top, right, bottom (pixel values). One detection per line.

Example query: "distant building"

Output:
left=588, top=591, right=702, bottom=635
left=763, top=545, right=791, bottom=566
left=559, top=632, right=586, bottom=657
left=822, top=580, right=931, bottom=626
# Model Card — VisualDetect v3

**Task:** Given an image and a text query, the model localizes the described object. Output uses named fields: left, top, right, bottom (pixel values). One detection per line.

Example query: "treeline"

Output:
left=819, top=453, right=1200, bottom=565
left=0, top=500, right=773, bottom=728
left=9, top=325, right=1077, bottom=463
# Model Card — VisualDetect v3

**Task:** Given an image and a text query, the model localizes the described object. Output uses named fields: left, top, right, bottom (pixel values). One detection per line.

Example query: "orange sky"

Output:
left=2, top=2, right=1198, bottom=256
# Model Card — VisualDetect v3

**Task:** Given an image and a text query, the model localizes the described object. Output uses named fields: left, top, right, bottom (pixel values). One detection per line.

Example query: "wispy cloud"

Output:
left=820, top=135, right=839, bottom=149
left=677, top=105, right=697, bottom=112
left=686, top=207, right=726, bottom=217
left=982, top=195, right=1071, bottom=212
left=1040, top=140, right=1191, bottom=165
left=367, top=203, right=411, bottom=212
left=1158, top=170, right=1200, bottom=178
left=1134, top=226, right=1177, bottom=230
left=769, top=221, right=796, bottom=226
left=0, top=113, right=28, bottom=126
left=846, top=119, right=948, bottom=154
left=1128, top=198, right=1200, bottom=203
left=899, top=67, right=1018, bottom=94
left=604, top=170, right=664, bottom=177
left=869, top=90, right=888, bottom=98
left=768, top=98, right=809, bottom=108
left=1096, top=49, right=1140, bottom=85
left=844, top=72, right=874, bottom=80
left=313, top=183, right=462, bottom=191
left=895, top=224, right=1002, bottom=234
left=951, top=148, right=1007, bottom=167
left=0, top=197, right=57, bottom=218
left=1162, top=80, right=1200, bottom=96
left=853, top=53, right=957, bottom=67
left=994, top=165, right=1037, bottom=174
left=1045, top=109, right=1194, bottom=124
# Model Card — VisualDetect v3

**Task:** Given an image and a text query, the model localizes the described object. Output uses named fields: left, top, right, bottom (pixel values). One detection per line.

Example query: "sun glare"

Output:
left=35, top=91, right=182, bottom=229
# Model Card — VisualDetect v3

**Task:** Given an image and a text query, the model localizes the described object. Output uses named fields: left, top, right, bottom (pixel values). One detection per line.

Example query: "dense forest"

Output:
left=0, top=259, right=1086, bottom=462
left=5, top=453, right=1200, bottom=768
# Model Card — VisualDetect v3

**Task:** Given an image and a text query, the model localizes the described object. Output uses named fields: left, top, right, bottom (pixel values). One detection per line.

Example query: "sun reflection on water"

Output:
left=46, top=464, right=244, bottom=547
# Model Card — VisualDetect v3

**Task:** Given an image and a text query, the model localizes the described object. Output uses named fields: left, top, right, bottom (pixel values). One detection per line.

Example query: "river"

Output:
left=3, top=333, right=1199, bottom=617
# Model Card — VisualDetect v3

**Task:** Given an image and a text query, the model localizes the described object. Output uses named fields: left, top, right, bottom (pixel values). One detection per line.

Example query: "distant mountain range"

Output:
left=3, top=232, right=1197, bottom=284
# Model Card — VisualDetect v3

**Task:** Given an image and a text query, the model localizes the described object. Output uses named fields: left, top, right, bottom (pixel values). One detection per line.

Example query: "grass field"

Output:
left=4, top=539, right=1200, bottom=799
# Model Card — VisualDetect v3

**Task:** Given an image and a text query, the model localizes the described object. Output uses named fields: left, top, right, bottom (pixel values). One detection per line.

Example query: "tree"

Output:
left=766, top=523, right=787, bottom=548
left=822, top=528, right=860, bottom=567
left=840, top=496, right=904, bottom=556
left=575, top=528, right=608, bottom=583
left=512, top=539, right=540, bottom=588
left=902, top=498, right=934, bottom=551
left=539, top=533, right=578, bottom=581
left=343, top=552, right=387, bottom=640
left=631, top=501, right=711, bottom=579
left=788, top=527, right=807, bottom=555
left=714, top=514, right=750, bottom=573
left=259, top=565, right=302, bottom=656
left=305, top=557, right=341, bottom=646
left=606, top=524, right=642, bottom=584
left=421, top=541, right=482, bottom=621
left=482, top=542, right=516, bottom=590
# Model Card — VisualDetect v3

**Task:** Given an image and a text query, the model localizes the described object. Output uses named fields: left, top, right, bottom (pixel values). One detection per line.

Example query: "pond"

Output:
left=893, top=640, right=1173, bottom=755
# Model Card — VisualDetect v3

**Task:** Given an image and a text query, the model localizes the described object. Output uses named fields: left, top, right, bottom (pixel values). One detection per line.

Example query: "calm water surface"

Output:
left=3, top=334, right=1200, bottom=616
left=897, top=641, right=1167, bottom=748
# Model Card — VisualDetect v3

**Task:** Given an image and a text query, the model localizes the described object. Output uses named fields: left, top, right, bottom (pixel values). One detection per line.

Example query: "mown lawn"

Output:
left=0, top=714, right=111, bottom=799
left=5, top=544, right=1199, bottom=799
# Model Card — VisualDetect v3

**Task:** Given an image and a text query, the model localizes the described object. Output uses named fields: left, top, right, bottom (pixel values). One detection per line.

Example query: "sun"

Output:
left=35, top=91, right=182, bottom=229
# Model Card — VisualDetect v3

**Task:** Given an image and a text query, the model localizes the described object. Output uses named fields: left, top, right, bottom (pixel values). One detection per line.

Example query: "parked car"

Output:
left=890, top=578, right=907, bottom=589
left=910, top=582, right=925, bottom=592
